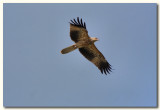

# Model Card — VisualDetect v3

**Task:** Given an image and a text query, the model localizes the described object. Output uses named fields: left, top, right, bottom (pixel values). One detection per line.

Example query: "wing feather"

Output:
left=84, top=22, right=86, bottom=29
left=77, top=17, right=81, bottom=24
left=70, top=20, right=75, bottom=24
left=73, top=19, right=78, bottom=25
left=80, top=18, right=83, bottom=27
left=79, top=44, right=112, bottom=74
left=70, top=17, right=89, bottom=42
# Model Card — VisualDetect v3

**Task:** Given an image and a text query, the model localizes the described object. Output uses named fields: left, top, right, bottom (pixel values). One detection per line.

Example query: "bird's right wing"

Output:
left=70, top=17, right=89, bottom=42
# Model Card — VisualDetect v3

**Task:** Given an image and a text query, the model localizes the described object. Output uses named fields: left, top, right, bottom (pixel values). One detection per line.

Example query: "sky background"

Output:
left=3, top=3, right=157, bottom=107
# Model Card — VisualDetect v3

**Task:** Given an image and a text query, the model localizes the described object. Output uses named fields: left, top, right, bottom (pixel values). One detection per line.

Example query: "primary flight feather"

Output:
left=61, top=17, right=112, bottom=74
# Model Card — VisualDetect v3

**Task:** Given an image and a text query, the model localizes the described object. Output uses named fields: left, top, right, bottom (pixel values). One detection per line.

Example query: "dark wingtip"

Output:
left=84, top=22, right=86, bottom=29
left=70, top=20, right=75, bottom=24
left=100, top=69, right=103, bottom=74
left=99, top=61, right=112, bottom=75
left=73, top=19, right=78, bottom=25
left=70, top=17, right=86, bottom=29
left=80, top=18, right=83, bottom=27
left=77, top=17, right=80, bottom=24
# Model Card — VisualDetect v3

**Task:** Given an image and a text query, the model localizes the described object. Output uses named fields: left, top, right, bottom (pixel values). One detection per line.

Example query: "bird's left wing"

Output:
left=79, top=44, right=112, bottom=74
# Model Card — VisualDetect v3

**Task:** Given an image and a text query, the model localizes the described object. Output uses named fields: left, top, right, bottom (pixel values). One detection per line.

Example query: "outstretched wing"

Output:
left=70, top=17, right=89, bottom=42
left=79, top=44, right=112, bottom=74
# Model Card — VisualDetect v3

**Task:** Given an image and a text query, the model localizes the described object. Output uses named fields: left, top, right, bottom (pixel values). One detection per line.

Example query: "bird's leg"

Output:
left=74, top=41, right=86, bottom=48
left=73, top=44, right=77, bottom=49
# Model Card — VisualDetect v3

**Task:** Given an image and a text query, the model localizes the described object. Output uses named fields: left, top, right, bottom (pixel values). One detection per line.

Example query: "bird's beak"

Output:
left=96, top=38, right=99, bottom=41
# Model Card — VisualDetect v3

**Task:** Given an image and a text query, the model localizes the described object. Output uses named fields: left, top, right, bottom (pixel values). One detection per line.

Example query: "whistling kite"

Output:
left=61, top=17, right=112, bottom=74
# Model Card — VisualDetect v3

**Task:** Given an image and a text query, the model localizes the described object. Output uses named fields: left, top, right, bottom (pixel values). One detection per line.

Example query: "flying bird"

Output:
left=61, top=17, right=112, bottom=74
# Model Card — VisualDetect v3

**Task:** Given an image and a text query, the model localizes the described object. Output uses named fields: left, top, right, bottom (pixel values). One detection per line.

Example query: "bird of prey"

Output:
left=61, top=17, right=112, bottom=74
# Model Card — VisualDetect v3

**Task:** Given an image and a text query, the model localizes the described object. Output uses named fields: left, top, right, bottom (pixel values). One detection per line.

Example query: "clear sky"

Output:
left=3, top=3, right=157, bottom=107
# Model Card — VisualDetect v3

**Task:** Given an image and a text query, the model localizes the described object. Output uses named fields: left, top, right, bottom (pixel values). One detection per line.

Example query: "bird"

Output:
left=61, top=17, right=112, bottom=74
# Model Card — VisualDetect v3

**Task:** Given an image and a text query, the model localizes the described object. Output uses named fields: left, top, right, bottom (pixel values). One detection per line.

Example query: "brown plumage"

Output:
left=61, top=17, right=112, bottom=74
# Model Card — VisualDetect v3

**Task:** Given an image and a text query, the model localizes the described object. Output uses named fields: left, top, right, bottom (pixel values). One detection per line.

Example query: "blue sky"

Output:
left=3, top=3, right=157, bottom=107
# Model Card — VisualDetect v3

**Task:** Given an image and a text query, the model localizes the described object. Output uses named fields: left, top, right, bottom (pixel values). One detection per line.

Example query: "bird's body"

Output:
left=61, top=17, right=112, bottom=74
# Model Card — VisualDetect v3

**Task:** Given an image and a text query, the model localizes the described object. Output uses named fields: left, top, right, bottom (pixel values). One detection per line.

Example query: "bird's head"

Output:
left=91, top=37, right=99, bottom=42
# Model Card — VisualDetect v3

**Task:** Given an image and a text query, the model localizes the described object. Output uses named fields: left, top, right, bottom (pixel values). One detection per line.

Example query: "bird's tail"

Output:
left=61, top=45, right=77, bottom=54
